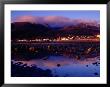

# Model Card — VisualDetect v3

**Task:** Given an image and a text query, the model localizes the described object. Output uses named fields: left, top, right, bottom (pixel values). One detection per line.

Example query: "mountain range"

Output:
left=11, top=21, right=100, bottom=39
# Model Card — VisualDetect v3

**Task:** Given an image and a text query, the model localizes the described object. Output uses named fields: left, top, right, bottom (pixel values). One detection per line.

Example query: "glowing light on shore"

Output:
left=96, top=35, right=100, bottom=38
left=15, top=35, right=100, bottom=43
left=61, top=37, right=69, bottom=41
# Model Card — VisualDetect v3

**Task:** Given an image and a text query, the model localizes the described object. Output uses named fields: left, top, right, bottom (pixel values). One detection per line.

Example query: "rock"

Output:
left=86, top=65, right=88, bottom=67
left=57, top=64, right=61, bottom=67
left=94, top=72, right=98, bottom=75
left=92, top=62, right=97, bottom=65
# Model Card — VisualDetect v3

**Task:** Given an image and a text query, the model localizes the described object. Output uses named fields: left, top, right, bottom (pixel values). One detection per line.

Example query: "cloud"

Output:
left=12, top=16, right=42, bottom=23
left=43, top=16, right=72, bottom=22
left=12, top=15, right=99, bottom=27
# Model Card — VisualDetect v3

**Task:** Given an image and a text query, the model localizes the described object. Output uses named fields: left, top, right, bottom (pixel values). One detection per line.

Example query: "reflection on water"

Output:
left=12, top=55, right=100, bottom=77
left=11, top=42, right=100, bottom=77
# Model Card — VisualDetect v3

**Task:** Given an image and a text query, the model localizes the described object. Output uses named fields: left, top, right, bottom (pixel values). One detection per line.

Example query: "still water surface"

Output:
left=12, top=55, right=100, bottom=77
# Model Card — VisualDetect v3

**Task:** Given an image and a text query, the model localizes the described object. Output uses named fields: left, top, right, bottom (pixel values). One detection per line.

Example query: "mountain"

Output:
left=60, top=23, right=100, bottom=35
left=11, top=22, right=52, bottom=39
left=11, top=22, right=100, bottom=39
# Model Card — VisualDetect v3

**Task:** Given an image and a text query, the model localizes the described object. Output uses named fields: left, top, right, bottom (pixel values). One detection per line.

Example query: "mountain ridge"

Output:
left=11, top=22, right=100, bottom=39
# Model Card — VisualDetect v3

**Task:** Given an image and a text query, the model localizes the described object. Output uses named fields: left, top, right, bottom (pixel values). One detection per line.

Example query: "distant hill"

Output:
left=11, top=22, right=52, bottom=39
left=11, top=22, right=100, bottom=39
left=60, top=23, right=99, bottom=36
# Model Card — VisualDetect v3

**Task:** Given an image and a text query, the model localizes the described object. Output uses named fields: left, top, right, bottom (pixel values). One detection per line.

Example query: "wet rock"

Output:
left=94, top=72, right=98, bottom=75
left=15, top=62, right=23, bottom=65
left=86, top=65, right=88, bottom=67
left=57, top=64, right=61, bottom=67
left=92, top=62, right=97, bottom=65
left=22, top=64, right=27, bottom=67
left=30, top=64, right=37, bottom=68
left=92, top=62, right=99, bottom=65
left=11, top=61, right=53, bottom=77
left=92, top=62, right=100, bottom=66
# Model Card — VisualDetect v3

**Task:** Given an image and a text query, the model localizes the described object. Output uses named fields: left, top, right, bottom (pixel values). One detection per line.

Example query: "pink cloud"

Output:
left=13, top=16, right=41, bottom=23
left=12, top=15, right=99, bottom=27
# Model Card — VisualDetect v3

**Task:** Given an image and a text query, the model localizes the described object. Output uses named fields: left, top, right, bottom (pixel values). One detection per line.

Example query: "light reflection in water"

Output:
left=12, top=55, right=100, bottom=77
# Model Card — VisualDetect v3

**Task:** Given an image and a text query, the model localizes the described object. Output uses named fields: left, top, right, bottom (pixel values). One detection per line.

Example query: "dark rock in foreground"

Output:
left=94, top=72, right=98, bottom=75
left=57, top=64, right=61, bottom=67
left=11, top=61, right=53, bottom=77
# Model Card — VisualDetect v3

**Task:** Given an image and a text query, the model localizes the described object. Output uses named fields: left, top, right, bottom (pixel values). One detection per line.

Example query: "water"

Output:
left=12, top=55, right=100, bottom=77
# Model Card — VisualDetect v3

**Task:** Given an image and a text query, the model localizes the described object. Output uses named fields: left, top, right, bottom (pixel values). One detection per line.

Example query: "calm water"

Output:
left=12, top=55, right=100, bottom=77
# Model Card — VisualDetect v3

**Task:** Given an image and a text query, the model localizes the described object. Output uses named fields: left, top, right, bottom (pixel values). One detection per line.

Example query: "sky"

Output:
left=11, top=10, right=100, bottom=22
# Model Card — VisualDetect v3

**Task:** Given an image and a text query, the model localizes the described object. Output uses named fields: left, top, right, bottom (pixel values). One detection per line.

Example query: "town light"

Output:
left=96, top=35, right=100, bottom=38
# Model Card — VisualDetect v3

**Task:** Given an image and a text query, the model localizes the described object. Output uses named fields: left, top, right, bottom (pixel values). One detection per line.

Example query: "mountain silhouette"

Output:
left=11, top=22, right=100, bottom=39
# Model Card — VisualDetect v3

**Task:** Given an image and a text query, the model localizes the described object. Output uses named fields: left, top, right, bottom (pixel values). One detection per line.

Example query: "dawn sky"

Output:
left=11, top=10, right=100, bottom=22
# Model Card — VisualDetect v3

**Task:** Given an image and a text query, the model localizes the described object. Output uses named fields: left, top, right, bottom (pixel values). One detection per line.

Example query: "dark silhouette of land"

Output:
left=11, top=22, right=99, bottom=39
